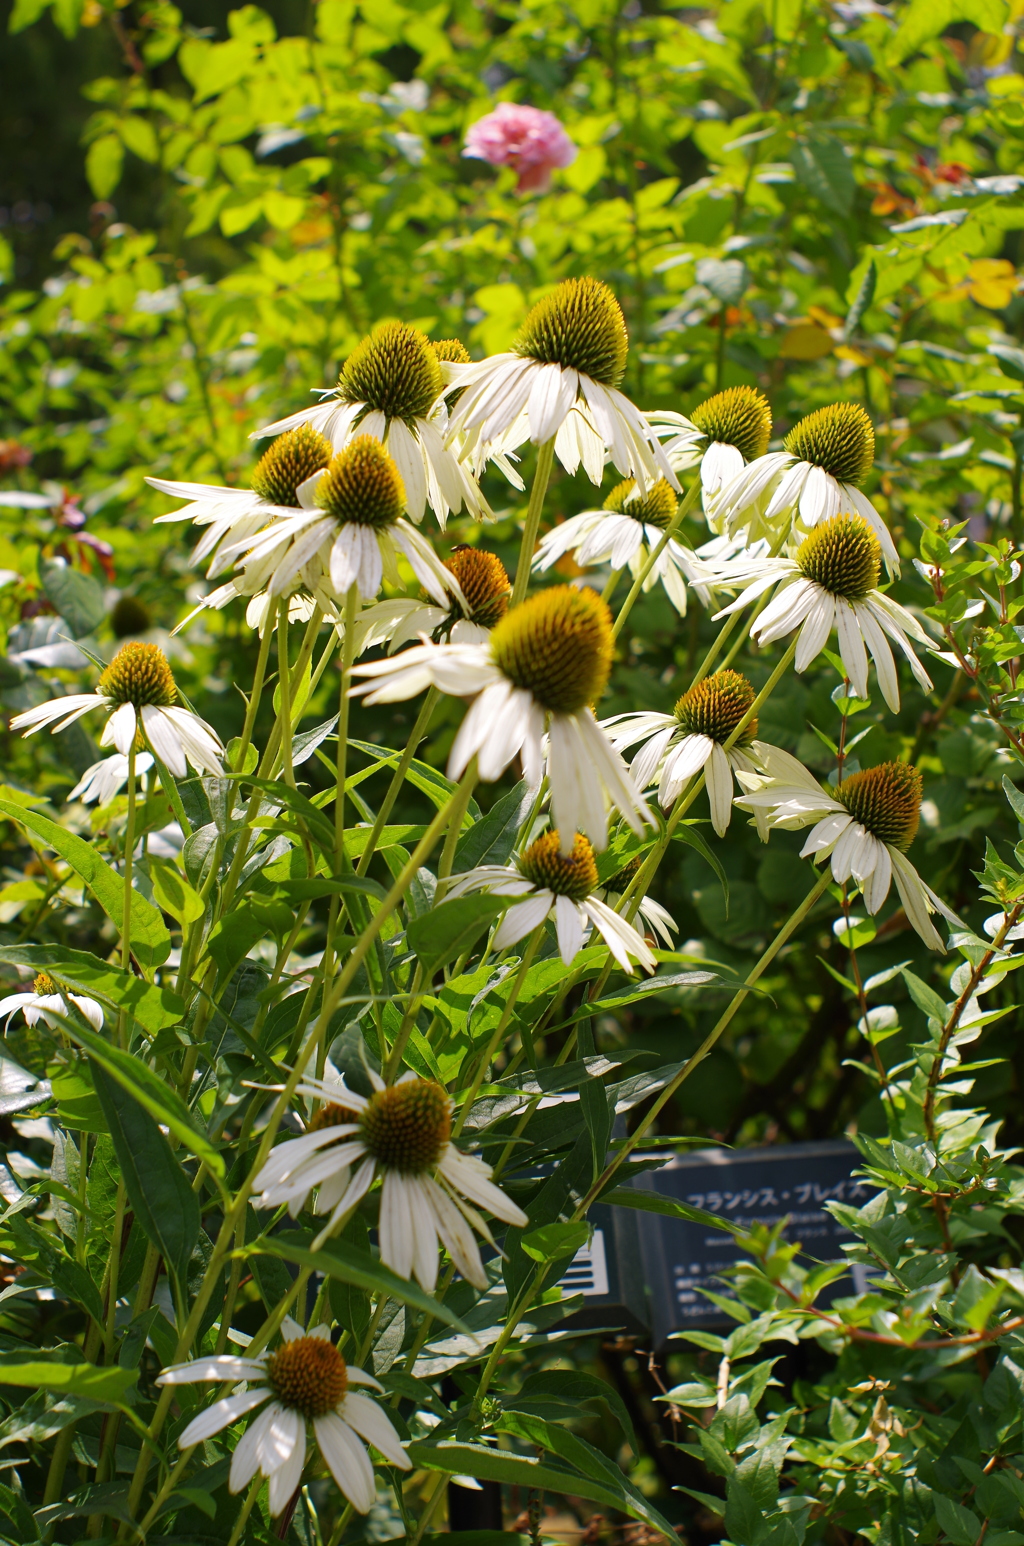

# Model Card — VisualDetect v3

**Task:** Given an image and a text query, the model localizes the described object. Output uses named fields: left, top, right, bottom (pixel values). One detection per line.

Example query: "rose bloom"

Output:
left=463, top=103, right=576, bottom=193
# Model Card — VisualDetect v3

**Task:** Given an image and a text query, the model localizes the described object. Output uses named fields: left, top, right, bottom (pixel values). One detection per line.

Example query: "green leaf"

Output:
left=673, top=822, right=730, bottom=915
left=8, top=0, right=51, bottom=32
left=0, top=800, right=170, bottom=970
left=254, top=1232, right=470, bottom=1332
left=844, top=259, right=877, bottom=338
left=203, top=898, right=293, bottom=989
left=0, top=1353, right=136, bottom=1404
left=991, top=343, right=1024, bottom=384
left=932, top=1494, right=984, bottom=1546
left=901, top=968, right=949, bottom=1026
left=406, top=896, right=503, bottom=976
left=66, top=1018, right=224, bottom=1179
left=148, top=858, right=204, bottom=925
left=512, top=1370, right=636, bottom=1450
left=521, top=1220, right=590, bottom=1264
left=791, top=134, right=855, bottom=217
left=49, top=1254, right=104, bottom=1323
left=347, top=741, right=480, bottom=822
left=39, top=560, right=105, bottom=638
left=91, top=1061, right=201, bottom=1301
left=1003, top=774, right=1024, bottom=826
left=277, top=875, right=386, bottom=903
left=601, top=1186, right=745, bottom=1237
left=0, top=946, right=183, bottom=1033
left=408, top=1436, right=675, bottom=1541
left=84, top=134, right=124, bottom=199
left=234, top=775, right=337, bottom=854
left=453, top=780, right=531, bottom=873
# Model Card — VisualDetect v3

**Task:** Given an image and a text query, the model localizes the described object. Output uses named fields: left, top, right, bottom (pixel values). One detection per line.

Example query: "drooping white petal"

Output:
left=314, top=1413, right=377, bottom=1512
left=554, top=894, right=586, bottom=965
left=267, top=1420, right=306, bottom=1515
left=158, top=1356, right=267, bottom=1386
left=705, top=742, right=735, bottom=837
left=421, top=1174, right=489, bottom=1290
left=178, top=1388, right=270, bottom=1448
left=492, top=890, right=553, bottom=951
left=436, top=1146, right=529, bottom=1226
left=583, top=895, right=656, bottom=974
left=336, top=1391, right=411, bottom=1469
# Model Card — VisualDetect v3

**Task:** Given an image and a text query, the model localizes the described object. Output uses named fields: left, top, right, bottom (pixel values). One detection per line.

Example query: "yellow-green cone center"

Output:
left=445, top=547, right=510, bottom=628
left=431, top=338, right=471, bottom=366
left=519, top=830, right=598, bottom=901
left=603, top=478, right=678, bottom=530
left=784, top=402, right=875, bottom=485
left=338, top=321, right=443, bottom=423
left=674, top=670, right=756, bottom=745
left=491, top=586, right=612, bottom=715
left=99, top=643, right=177, bottom=708
left=32, top=973, right=58, bottom=997
left=690, top=386, right=772, bottom=461
left=514, top=278, right=628, bottom=389
left=359, top=1080, right=451, bottom=1173
left=315, top=436, right=405, bottom=529
left=308, top=1101, right=361, bottom=1132
left=251, top=425, right=332, bottom=507
left=265, top=1336, right=347, bottom=1419
left=837, top=762, right=922, bottom=850
left=797, top=514, right=881, bottom=601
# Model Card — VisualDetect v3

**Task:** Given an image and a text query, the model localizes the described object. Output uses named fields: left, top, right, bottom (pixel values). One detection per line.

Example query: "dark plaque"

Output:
left=624, top=1139, right=871, bottom=1340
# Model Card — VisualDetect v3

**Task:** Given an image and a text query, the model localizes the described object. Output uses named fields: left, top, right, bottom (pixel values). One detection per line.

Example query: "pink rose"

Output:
left=463, top=102, right=577, bottom=194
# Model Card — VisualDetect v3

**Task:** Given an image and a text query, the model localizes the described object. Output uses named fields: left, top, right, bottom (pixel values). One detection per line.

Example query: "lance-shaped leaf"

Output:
left=0, top=1351, right=137, bottom=1404
left=0, top=946, right=184, bottom=1034
left=65, top=1019, right=224, bottom=1178
left=253, top=1231, right=471, bottom=1333
left=90, top=1061, right=200, bottom=1303
left=0, top=799, right=170, bottom=970
left=407, top=895, right=503, bottom=976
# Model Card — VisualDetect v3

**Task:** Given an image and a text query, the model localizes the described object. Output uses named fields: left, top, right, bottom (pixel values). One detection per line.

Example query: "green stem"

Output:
left=452, top=926, right=544, bottom=1139
left=121, top=741, right=137, bottom=976
left=278, top=598, right=295, bottom=788
left=233, top=619, right=274, bottom=773
left=355, top=688, right=439, bottom=877
left=471, top=870, right=832, bottom=1416
left=226, top=1475, right=262, bottom=1546
left=335, top=584, right=358, bottom=864
left=611, top=478, right=701, bottom=641
left=511, top=437, right=555, bottom=608
left=434, top=763, right=479, bottom=896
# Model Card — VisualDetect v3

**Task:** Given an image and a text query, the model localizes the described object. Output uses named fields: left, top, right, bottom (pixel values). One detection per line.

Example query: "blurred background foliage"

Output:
left=5, top=0, right=1024, bottom=1528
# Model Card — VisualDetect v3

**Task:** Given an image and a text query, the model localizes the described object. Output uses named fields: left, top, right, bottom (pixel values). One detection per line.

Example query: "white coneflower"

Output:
left=252, top=326, right=489, bottom=526
left=355, top=546, right=511, bottom=654
left=708, top=515, right=931, bottom=712
left=11, top=642, right=223, bottom=777
left=447, top=829, right=657, bottom=973
left=350, top=585, right=653, bottom=853
left=598, top=854, right=679, bottom=947
left=157, top=1319, right=409, bottom=1516
left=531, top=478, right=712, bottom=616
left=67, top=750, right=154, bottom=805
left=252, top=1071, right=528, bottom=1291
left=603, top=670, right=763, bottom=835
left=708, top=401, right=898, bottom=572
left=735, top=747, right=959, bottom=951
left=0, top=971, right=103, bottom=1032
left=443, top=278, right=677, bottom=491
left=147, top=425, right=334, bottom=579
left=225, top=435, right=453, bottom=607
left=646, top=384, right=774, bottom=505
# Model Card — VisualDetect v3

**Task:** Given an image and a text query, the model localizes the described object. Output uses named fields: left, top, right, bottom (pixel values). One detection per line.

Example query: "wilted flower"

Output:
left=463, top=102, right=577, bottom=193
left=448, top=829, right=657, bottom=972
left=444, top=278, right=677, bottom=491
left=252, top=1070, right=528, bottom=1290
left=11, top=642, right=224, bottom=777
left=350, top=585, right=653, bottom=852
left=157, top=1320, right=409, bottom=1516
left=735, top=748, right=959, bottom=950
